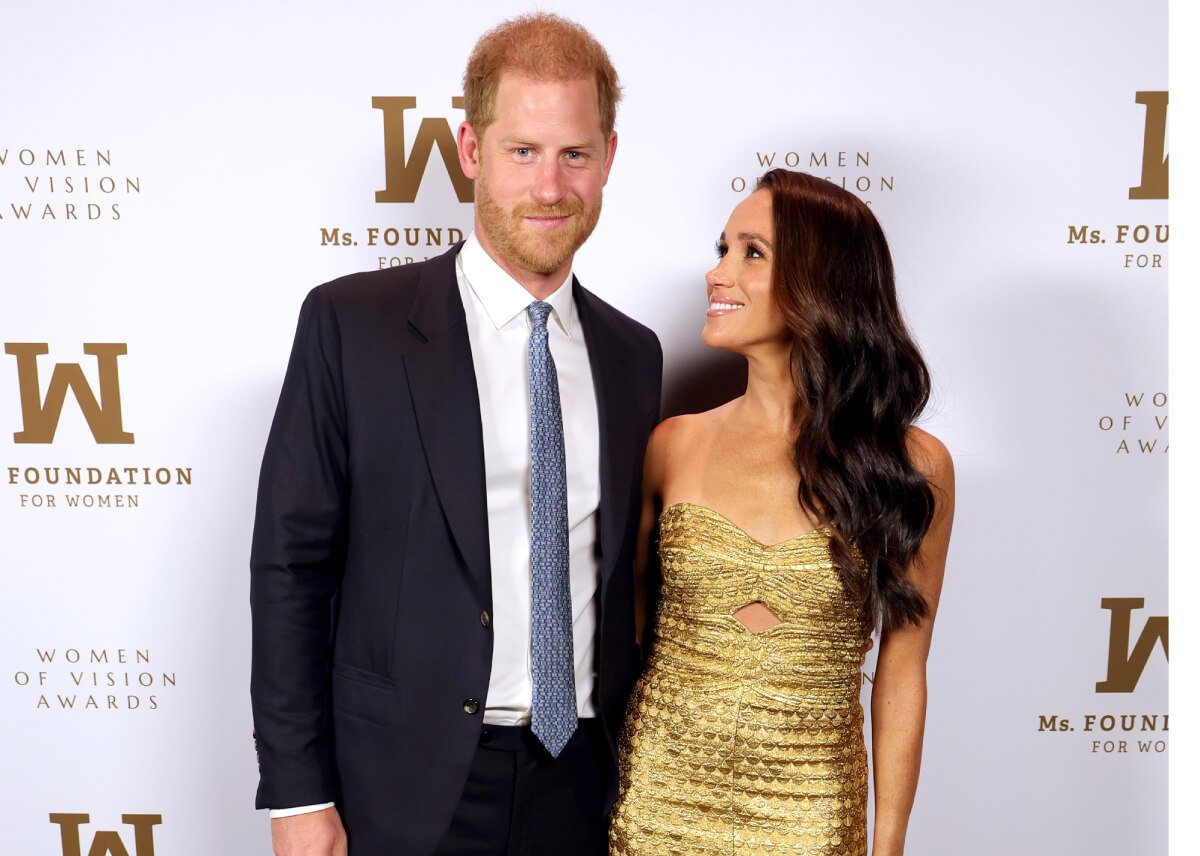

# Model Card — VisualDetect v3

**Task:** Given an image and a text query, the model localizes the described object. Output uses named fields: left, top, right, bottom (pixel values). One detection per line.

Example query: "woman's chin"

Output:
left=701, top=326, right=744, bottom=353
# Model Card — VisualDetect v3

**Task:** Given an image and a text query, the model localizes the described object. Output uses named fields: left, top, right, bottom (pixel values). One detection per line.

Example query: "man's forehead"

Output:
left=493, top=72, right=600, bottom=109
left=484, top=75, right=605, bottom=140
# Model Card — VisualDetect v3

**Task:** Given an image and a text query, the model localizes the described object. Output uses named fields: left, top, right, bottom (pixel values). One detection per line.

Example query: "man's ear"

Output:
left=601, top=130, right=618, bottom=185
left=458, top=121, right=481, bottom=180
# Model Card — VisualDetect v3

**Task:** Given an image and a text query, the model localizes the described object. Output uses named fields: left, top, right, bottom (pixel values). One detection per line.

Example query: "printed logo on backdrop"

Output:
left=50, top=813, right=161, bottom=856
left=1129, top=91, right=1168, bottom=200
left=6, top=343, right=133, bottom=444
left=730, top=150, right=894, bottom=205
left=1096, top=390, right=1167, bottom=456
left=13, top=647, right=177, bottom=712
left=1065, top=91, right=1168, bottom=270
left=1096, top=598, right=1168, bottom=693
left=1036, top=599, right=1167, bottom=756
left=4, top=343, right=194, bottom=510
left=318, top=96, right=470, bottom=269
left=0, top=148, right=141, bottom=223
left=374, top=96, right=473, bottom=204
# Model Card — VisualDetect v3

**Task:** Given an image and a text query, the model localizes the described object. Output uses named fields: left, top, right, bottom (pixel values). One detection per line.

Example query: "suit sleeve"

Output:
left=648, top=331, right=663, bottom=426
left=249, top=286, right=348, bottom=810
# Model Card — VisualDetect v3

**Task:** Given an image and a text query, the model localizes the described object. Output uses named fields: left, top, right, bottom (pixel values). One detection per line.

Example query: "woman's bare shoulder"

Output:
left=906, top=426, right=954, bottom=485
left=646, top=402, right=736, bottom=487
left=650, top=401, right=736, bottom=456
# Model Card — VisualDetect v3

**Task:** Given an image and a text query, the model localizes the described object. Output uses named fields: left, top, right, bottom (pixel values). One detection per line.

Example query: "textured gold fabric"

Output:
left=610, top=502, right=870, bottom=856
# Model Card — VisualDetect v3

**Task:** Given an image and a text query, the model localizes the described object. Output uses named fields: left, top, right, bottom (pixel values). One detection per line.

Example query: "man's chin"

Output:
left=510, top=238, right=578, bottom=276
left=515, top=254, right=572, bottom=277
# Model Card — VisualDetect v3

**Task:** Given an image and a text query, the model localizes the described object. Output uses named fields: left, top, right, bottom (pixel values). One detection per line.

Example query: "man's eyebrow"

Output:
left=498, top=136, right=600, bottom=150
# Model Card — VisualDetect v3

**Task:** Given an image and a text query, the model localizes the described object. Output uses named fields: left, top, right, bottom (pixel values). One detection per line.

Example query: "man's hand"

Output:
left=860, top=636, right=875, bottom=667
left=271, top=807, right=347, bottom=856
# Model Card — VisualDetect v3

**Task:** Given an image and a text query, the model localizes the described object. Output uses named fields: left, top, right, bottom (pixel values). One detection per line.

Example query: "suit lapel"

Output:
left=402, top=246, right=491, bottom=595
left=402, top=257, right=638, bottom=595
left=575, top=282, right=637, bottom=586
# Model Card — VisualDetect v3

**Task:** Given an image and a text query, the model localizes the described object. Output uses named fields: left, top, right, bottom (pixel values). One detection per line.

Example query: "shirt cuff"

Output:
left=269, top=803, right=336, bottom=819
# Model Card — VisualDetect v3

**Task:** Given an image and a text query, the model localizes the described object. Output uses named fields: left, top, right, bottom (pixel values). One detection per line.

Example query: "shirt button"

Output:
left=463, top=698, right=480, bottom=715
left=480, top=610, right=491, bottom=628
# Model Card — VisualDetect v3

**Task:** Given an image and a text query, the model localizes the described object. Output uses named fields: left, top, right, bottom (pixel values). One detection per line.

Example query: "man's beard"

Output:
left=475, top=172, right=602, bottom=277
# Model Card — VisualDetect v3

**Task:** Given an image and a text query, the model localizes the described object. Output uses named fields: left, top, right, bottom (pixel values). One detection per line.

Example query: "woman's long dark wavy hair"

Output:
left=757, top=169, right=934, bottom=632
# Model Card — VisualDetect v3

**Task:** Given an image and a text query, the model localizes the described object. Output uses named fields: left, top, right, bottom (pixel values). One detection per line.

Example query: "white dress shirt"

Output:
left=457, top=232, right=601, bottom=724
left=270, top=234, right=601, bottom=816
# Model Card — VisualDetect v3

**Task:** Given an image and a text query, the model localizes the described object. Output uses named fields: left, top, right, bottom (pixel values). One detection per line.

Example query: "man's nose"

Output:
left=532, top=159, right=565, bottom=204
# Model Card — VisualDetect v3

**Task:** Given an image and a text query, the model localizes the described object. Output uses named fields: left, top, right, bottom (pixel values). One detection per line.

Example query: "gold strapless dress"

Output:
left=609, top=502, right=870, bottom=856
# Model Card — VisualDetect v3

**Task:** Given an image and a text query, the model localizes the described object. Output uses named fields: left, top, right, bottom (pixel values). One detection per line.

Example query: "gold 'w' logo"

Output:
left=1129, top=91, right=1168, bottom=200
left=374, top=96, right=473, bottom=204
left=50, top=813, right=161, bottom=856
left=1096, top=597, right=1168, bottom=693
left=5, top=343, right=134, bottom=444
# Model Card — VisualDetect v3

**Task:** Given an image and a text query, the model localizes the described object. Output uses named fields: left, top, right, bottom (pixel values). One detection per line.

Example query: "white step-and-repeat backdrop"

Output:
left=2, top=1, right=1167, bottom=853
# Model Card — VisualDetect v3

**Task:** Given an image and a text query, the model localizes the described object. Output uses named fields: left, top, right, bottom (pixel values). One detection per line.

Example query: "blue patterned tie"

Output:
left=527, top=300, right=577, bottom=757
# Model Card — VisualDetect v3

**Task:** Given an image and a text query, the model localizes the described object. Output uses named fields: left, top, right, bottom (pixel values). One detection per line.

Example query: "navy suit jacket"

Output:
left=250, top=243, right=662, bottom=854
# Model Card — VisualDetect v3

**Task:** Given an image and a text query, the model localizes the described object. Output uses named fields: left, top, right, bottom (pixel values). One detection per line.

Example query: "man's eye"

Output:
left=566, top=151, right=582, bottom=160
left=515, top=148, right=532, bottom=157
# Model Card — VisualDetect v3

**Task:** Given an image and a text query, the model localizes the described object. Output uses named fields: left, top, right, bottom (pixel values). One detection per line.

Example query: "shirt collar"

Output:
left=459, top=231, right=576, bottom=336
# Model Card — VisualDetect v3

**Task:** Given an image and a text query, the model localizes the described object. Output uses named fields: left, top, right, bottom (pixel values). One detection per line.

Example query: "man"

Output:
left=250, top=13, right=662, bottom=856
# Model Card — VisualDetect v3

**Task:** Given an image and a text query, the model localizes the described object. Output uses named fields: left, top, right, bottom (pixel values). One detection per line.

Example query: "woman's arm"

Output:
left=634, top=419, right=675, bottom=648
left=870, top=428, right=956, bottom=856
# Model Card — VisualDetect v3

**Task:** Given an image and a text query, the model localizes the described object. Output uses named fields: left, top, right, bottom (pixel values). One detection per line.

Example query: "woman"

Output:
left=609, top=169, right=954, bottom=856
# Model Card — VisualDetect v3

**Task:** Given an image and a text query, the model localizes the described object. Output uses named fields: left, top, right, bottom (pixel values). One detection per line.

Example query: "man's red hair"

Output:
left=463, top=13, right=622, bottom=138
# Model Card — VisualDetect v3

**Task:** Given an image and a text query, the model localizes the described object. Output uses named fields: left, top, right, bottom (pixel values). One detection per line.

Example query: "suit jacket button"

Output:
left=463, top=698, right=480, bottom=715
left=480, top=610, right=491, bottom=628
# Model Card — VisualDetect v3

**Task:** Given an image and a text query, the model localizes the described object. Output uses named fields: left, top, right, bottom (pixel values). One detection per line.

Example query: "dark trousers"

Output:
left=435, top=718, right=611, bottom=856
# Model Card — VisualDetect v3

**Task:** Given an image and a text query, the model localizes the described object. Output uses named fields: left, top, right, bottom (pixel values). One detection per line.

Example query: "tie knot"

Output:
left=527, top=301, right=553, bottom=330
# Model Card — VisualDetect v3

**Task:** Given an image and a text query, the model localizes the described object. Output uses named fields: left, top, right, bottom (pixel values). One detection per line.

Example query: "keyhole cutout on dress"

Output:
left=733, top=601, right=781, bottom=633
